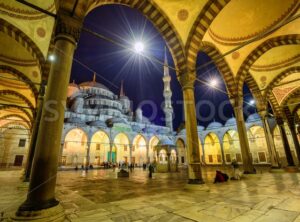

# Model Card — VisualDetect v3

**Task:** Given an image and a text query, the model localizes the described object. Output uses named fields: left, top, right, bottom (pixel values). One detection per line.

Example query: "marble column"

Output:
left=24, top=82, right=45, bottom=181
left=277, top=118, right=295, bottom=166
left=220, top=143, right=226, bottom=165
left=109, top=129, right=113, bottom=163
left=288, top=123, right=300, bottom=164
left=58, top=142, right=64, bottom=167
left=180, top=74, right=204, bottom=184
left=146, top=144, right=150, bottom=163
left=258, top=110, right=279, bottom=168
left=201, top=142, right=205, bottom=164
left=230, top=96, right=255, bottom=173
left=15, top=14, right=82, bottom=221
left=129, top=144, right=133, bottom=165
left=85, top=142, right=91, bottom=170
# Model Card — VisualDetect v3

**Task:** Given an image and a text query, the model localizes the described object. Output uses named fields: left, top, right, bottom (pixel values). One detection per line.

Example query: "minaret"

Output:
left=162, top=47, right=173, bottom=132
left=120, top=80, right=125, bottom=97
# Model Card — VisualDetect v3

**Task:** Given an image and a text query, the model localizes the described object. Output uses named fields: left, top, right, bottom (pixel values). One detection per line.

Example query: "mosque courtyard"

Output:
left=1, top=167, right=300, bottom=222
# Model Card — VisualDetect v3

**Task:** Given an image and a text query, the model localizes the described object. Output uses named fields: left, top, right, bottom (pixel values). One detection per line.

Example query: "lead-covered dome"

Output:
left=67, top=81, right=80, bottom=98
left=225, top=117, right=236, bottom=127
left=88, top=120, right=106, bottom=128
left=206, top=121, right=223, bottom=130
left=158, top=137, right=175, bottom=146
left=247, top=113, right=261, bottom=123
left=79, top=81, right=110, bottom=91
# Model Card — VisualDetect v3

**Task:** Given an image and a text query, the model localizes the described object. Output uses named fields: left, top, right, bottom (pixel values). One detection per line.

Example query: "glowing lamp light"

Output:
left=48, top=54, right=55, bottom=62
left=210, top=79, right=218, bottom=87
left=250, top=99, right=255, bottom=105
left=134, top=42, right=144, bottom=53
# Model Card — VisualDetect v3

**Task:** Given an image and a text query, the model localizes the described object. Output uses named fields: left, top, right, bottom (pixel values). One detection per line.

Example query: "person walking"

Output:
left=148, top=164, right=154, bottom=178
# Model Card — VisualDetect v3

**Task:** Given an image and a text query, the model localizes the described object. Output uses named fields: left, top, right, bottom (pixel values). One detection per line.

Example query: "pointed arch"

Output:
left=265, top=66, right=300, bottom=99
left=198, top=41, right=236, bottom=95
left=236, top=34, right=300, bottom=97
left=0, top=65, right=39, bottom=98
left=0, top=90, right=35, bottom=111
left=86, top=0, right=186, bottom=72
left=0, top=104, right=33, bottom=123
left=204, top=132, right=222, bottom=164
left=185, top=0, right=231, bottom=70
left=0, top=18, right=46, bottom=77
left=89, top=130, right=111, bottom=164
left=244, top=74, right=266, bottom=111
left=0, top=114, right=31, bottom=128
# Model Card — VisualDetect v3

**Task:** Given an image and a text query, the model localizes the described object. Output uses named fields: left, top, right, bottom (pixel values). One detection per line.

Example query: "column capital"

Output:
left=229, top=95, right=243, bottom=108
left=257, top=109, right=267, bottom=119
left=55, top=12, right=83, bottom=44
left=179, top=72, right=196, bottom=90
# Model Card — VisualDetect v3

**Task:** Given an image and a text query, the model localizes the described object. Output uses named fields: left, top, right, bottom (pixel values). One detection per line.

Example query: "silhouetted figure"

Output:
left=149, top=164, right=154, bottom=178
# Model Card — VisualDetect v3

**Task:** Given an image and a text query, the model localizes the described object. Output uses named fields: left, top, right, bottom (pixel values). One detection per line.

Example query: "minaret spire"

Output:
left=162, top=46, right=173, bottom=132
left=120, top=80, right=125, bottom=97
left=164, top=46, right=170, bottom=76
left=93, top=72, right=96, bottom=82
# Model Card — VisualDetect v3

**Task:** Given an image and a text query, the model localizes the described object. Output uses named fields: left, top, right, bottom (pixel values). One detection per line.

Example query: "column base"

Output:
left=12, top=203, right=64, bottom=222
left=188, top=179, right=205, bottom=184
left=284, top=166, right=299, bottom=173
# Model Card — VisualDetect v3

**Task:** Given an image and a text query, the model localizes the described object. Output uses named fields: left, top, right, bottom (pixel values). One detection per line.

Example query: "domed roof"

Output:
left=67, top=81, right=80, bottom=98
left=158, top=138, right=175, bottom=146
left=79, top=73, right=110, bottom=91
left=206, top=121, right=223, bottom=130
left=80, top=81, right=110, bottom=91
left=225, top=117, right=236, bottom=127
left=88, top=120, right=106, bottom=128
left=197, top=126, right=205, bottom=131
left=247, top=113, right=261, bottom=123
left=64, top=117, right=85, bottom=126
left=69, top=80, right=79, bottom=88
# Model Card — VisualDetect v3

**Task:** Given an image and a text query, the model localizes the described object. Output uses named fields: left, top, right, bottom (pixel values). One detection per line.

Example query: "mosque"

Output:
left=2, top=53, right=299, bottom=170
left=0, top=0, right=300, bottom=221
left=61, top=51, right=175, bottom=167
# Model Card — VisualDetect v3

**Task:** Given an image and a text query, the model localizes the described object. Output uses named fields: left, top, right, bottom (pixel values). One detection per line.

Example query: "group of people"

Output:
left=213, top=159, right=243, bottom=183
left=74, top=164, right=94, bottom=171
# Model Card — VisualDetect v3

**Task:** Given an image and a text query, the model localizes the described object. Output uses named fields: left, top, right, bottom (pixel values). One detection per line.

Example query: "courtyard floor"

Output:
left=1, top=166, right=300, bottom=221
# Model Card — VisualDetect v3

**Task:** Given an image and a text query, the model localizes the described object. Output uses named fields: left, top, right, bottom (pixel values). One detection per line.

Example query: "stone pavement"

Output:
left=1, top=167, right=300, bottom=221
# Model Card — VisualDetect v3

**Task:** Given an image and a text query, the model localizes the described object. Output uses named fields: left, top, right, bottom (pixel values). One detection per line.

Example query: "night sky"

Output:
left=71, top=5, right=256, bottom=130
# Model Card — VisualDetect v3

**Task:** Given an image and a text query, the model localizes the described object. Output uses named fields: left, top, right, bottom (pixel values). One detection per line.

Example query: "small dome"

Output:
left=197, top=126, right=205, bottom=131
left=88, top=120, right=106, bottom=128
left=247, top=113, right=261, bottom=123
left=67, top=83, right=80, bottom=97
left=225, top=118, right=236, bottom=127
left=206, top=121, right=223, bottom=130
left=64, top=117, right=85, bottom=125
left=158, top=138, right=175, bottom=146
left=80, top=81, right=110, bottom=91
